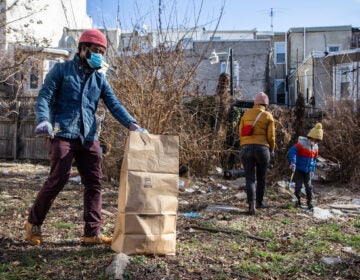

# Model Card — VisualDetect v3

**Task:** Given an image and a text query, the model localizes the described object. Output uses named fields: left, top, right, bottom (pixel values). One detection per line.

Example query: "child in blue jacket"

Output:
left=288, top=123, right=323, bottom=210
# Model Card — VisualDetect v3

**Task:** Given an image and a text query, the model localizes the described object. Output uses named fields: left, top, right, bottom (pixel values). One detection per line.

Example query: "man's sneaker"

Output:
left=307, top=204, right=314, bottom=211
left=25, top=221, right=42, bottom=245
left=81, top=234, right=112, bottom=245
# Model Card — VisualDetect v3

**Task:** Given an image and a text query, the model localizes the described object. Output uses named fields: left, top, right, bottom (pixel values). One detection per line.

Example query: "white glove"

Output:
left=34, top=121, right=53, bottom=137
left=129, top=122, right=149, bottom=134
left=290, top=163, right=296, bottom=172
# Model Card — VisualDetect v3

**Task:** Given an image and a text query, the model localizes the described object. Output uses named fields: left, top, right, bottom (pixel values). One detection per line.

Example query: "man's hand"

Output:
left=129, top=122, right=149, bottom=134
left=35, top=121, right=53, bottom=137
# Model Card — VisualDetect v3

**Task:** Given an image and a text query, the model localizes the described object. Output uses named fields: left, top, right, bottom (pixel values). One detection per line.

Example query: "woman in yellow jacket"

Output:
left=239, top=92, right=276, bottom=215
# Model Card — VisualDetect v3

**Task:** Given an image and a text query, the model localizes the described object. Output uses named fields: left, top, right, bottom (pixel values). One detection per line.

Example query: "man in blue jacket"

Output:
left=25, top=29, right=146, bottom=245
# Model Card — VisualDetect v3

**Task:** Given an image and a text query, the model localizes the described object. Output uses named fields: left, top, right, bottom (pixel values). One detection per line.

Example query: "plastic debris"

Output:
left=205, top=204, right=242, bottom=213
left=69, top=176, right=81, bottom=184
left=313, top=207, right=333, bottom=219
left=184, top=212, right=201, bottom=218
left=223, top=169, right=245, bottom=179
left=320, top=257, right=342, bottom=265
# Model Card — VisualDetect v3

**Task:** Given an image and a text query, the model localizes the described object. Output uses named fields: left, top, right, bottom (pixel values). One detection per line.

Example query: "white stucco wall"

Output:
left=5, top=0, right=92, bottom=48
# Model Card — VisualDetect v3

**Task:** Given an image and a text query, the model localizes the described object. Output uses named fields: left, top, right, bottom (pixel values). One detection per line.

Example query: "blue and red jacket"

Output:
left=288, top=136, right=318, bottom=173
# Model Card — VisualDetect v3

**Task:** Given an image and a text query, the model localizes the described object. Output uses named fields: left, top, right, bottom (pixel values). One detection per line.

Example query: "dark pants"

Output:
left=294, top=170, right=313, bottom=205
left=28, top=137, right=103, bottom=237
left=240, top=144, right=270, bottom=204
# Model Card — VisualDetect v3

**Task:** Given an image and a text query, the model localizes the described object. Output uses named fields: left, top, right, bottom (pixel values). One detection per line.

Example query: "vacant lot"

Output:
left=0, top=160, right=359, bottom=279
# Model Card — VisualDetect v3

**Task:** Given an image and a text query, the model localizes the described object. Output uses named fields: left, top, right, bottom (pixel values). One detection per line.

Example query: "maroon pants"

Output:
left=28, top=137, right=103, bottom=237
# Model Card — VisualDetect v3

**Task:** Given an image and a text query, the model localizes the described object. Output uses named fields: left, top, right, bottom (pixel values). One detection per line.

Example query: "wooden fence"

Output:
left=0, top=101, right=49, bottom=160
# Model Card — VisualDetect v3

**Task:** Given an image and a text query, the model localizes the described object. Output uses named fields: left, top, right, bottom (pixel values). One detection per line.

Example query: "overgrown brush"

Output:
left=321, top=100, right=360, bottom=185
left=99, top=45, right=225, bottom=179
left=100, top=45, right=360, bottom=186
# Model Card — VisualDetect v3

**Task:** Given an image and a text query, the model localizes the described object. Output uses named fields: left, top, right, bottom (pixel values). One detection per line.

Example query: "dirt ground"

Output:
left=1, top=160, right=360, bottom=280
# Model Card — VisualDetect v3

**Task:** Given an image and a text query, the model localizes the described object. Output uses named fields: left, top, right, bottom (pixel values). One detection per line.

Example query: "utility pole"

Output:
left=229, top=48, right=233, bottom=96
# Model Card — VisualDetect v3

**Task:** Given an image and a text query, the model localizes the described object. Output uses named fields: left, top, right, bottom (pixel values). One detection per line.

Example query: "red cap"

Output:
left=79, top=29, right=107, bottom=49
left=254, top=92, right=269, bottom=105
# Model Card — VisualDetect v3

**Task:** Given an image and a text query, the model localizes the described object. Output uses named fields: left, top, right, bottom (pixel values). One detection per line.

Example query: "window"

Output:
left=274, top=42, right=285, bottom=64
left=274, top=79, right=286, bottom=104
left=27, top=59, right=59, bottom=92
left=42, top=59, right=58, bottom=83
left=210, top=36, right=221, bottom=41
left=340, top=66, right=350, bottom=98
left=328, top=45, right=340, bottom=52
left=140, top=41, right=149, bottom=51
left=181, top=38, right=193, bottom=49
left=122, top=38, right=130, bottom=50
left=27, top=60, right=41, bottom=91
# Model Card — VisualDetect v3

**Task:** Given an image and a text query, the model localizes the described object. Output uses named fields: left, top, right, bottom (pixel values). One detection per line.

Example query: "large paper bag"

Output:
left=111, top=132, right=179, bottom=256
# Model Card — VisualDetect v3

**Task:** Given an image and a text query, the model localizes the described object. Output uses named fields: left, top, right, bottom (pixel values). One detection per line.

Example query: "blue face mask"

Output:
left=86, top=52, right=103, bottom=69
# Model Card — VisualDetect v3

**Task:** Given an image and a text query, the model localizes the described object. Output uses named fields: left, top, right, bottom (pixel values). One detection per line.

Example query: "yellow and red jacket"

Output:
left=239, top=104, right=275, bottom=152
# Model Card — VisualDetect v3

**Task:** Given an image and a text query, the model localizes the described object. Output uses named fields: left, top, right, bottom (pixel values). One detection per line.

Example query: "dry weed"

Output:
left=100, top=46, right=225, bottom=178
left=322, top=100, right=360, bottom=185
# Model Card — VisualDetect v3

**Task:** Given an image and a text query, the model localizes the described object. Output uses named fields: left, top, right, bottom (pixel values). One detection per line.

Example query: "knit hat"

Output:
left=254, top=92, right=269, bottom=105
left=79, top=29, right=107, bottom=49
left=307, top=123, right=323, bottom=140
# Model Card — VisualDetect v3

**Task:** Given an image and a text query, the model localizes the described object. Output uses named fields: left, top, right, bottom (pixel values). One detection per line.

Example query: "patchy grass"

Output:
left=1, top=161, right=360, bottom=279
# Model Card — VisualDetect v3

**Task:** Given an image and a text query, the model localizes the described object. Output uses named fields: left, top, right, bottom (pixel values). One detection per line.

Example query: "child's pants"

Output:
left=294, top=170, right=313, bottom=205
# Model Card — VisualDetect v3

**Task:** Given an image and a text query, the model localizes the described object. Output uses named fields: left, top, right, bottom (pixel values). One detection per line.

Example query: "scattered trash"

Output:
left=69, top=176, right=81, bottom=184
left=205, top=204, right=242, bottom=213
left=320, top=257, right=342, bottom=265
left=223, top=169, right=245, bottom=180
left=217, top=184, right=228, bottom=190
left=228, top=177, right=246, bottom=189
left=329, top=204, right=360, bottom=211
left=352, top=199, right=360, bottom=205
left=234, top=192, right=247, bottom=200
left=179, top=180, right=185, bottom=188
left=105, top=253, right=130, bottom=279
left=280, top=232, right=292, bottom=240
left=215, top=167, right=223, bottom=174
left=313, top=208, right=333, bottom=219
left=184, top=212, right=201, bottom=218
left=330, top=209, right=344, bottom=216
left=179, top=200, right=189, bottom=205
left=341, top=246, right=354, bottom=253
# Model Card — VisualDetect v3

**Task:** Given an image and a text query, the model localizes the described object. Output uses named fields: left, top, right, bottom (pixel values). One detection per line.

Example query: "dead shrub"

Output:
left=321, top=100, right=360, bottom=185
left=99, top=46, right=225, bottom=179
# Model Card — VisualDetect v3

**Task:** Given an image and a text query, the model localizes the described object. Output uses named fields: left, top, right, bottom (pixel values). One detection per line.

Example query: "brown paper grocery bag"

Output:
left=111, top=132, right=179, bottom=255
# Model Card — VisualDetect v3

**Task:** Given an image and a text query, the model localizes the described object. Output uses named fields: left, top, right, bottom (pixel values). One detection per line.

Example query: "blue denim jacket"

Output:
left=36, top=54, right=136, bottom=142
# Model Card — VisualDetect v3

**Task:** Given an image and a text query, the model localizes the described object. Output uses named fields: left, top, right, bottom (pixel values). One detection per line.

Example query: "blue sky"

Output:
left=86, top=0, right=360, bottom=32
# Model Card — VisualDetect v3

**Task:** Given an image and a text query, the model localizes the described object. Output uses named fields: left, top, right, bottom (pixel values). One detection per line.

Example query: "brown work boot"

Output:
left=25, top=221, right=42, bottom=245
left=81, top=234, right=112, bottom=245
